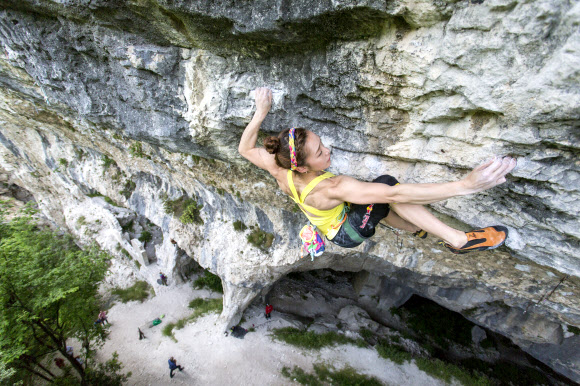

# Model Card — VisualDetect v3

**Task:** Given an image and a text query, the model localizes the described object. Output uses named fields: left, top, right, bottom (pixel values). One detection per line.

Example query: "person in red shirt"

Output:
left=265, top=304, right=273, bottom=319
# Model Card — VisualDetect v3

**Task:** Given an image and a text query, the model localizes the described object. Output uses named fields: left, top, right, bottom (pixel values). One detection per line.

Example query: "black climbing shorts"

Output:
left=329, top=174, right=399, bottom=248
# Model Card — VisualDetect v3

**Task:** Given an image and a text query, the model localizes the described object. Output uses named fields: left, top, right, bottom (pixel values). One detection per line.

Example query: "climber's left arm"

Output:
left=238, top=88, right=277, bottom=172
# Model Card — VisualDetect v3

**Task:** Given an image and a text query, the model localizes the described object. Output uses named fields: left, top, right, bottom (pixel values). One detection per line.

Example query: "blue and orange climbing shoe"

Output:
left=439, top=226, right=508, bottom=254
left=413, top=229, right=428, bottom=239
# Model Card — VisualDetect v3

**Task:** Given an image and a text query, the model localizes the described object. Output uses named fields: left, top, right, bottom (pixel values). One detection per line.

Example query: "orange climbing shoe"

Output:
left=440, top=226, right=508, bottom=254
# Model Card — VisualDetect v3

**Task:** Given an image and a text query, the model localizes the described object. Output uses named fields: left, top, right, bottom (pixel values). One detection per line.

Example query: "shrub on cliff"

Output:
left=247, top=228, right=274, bottom=250
left=138, top=230, right=152, bottom=243
left=180, top=200, right=204, bottom=225
left=161, top=194, right=204, bottom=225
left=233, top=220, right=247, bottom=231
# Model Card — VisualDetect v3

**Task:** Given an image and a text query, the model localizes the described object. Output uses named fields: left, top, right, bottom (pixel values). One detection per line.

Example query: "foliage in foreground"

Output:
left=112, top=281, right=151, bottom=303
left=193, top=270, right=223, bottom=293
left=281, top=363, right=382, bottom=386
left=162, top=298, right=223, bottom=341
left=83, top=352, right=132, bottom=386
left=0, top=201, right=129, bottom=385
left=271, top=327, right=364, bottom=350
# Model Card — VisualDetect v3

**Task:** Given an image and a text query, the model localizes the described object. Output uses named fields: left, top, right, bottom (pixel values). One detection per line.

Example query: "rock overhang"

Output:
left=0, top=0, right=579, bottom=381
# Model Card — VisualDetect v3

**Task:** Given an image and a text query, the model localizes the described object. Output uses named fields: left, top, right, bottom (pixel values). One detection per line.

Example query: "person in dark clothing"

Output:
left=230, top=325, right=248, bottom=338
left=168, top=356, right=184, bottom=378
left=159, top=272, right=168, bottom=286
left=138, top=327, right=146, bottom=340
left=265, top=304, right=273, bottom=319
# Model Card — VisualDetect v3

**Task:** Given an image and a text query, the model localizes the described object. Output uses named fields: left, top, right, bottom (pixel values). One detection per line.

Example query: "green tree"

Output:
left=0, top=201, right=126, bottom=385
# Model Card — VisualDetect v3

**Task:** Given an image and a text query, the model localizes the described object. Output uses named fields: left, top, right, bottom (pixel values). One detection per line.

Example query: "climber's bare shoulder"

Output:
left=241, top=147, right=279, bottom=174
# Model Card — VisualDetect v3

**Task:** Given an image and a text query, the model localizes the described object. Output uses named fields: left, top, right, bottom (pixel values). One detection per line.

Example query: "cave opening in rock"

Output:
left=394, top=294, right=567, bottom=385
left=266, top=269, right=570, bottom=385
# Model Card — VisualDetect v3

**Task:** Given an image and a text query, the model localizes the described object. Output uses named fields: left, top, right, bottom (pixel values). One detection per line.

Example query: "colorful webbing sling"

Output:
left=288, top=128, right=326, bottom=260
left=299, top=224, right=325, bottom=260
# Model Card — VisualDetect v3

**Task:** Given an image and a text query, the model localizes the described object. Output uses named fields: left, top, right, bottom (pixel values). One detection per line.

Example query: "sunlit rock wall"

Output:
left=0, top=0, right=578, bottom=380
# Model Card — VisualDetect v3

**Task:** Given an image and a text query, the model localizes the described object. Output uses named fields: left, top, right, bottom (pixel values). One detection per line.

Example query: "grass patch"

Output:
left=111, top=281, right=151, bottom=303
left=247, top=228, right=274, bottom=251
left=138, top=230, right=152, bottom=243
left=415, top=357, right=491, bottom=386
left=162, top=322, right=177, bottom=341
left=120, top=180, right=136, bottom=199
left=58, top=158, right=69, bottom=168
left=88, top=192, right=119, bottom=207
left=193, top=270, right=223, bottom=293
left=120, top=219, right=134, bottom=233
left=233, top=220, right=247, bottom=232
left=376, top=341, right=413, bottom=365
left=101, top=155, right=116, bottom=169
left=281, top=366, right=321, bottom=386
left=129, top=142, right=144, bottom=158
left=271, top=327, right=359, bottom=350
left=359, top=328, right=374, bottom=341
left=281, top=363, right=381, bottom=386
left=163, top=298, right=223, bottom=341
left=188, top=297, right=223, bottom=316
left=104, top=196, right=119, bottom=207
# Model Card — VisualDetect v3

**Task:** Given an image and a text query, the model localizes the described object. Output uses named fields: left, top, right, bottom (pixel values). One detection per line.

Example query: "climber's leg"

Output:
left=389, top=203, right=468, bottom=248
left=381, top=210, right=420, bottom=232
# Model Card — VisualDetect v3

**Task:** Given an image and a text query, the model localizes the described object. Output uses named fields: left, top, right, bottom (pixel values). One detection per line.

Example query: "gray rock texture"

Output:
left=0, top=0, right=578, bottom=381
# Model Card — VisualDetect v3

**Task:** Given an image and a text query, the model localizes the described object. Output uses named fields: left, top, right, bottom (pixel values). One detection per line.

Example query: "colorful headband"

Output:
left=289, top=128, right=297, bottom=171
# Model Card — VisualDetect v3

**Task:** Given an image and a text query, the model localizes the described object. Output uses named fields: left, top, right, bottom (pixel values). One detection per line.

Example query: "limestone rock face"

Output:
left=0, top=0, right=579, bottom=380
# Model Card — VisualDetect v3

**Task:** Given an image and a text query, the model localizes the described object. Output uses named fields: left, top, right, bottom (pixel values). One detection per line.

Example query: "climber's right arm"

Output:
left=327, top=157, right=517, bottom=205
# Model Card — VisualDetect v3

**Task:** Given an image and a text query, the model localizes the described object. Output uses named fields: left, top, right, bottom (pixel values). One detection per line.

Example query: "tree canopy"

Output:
left=0, top=201, right=128, bottom=385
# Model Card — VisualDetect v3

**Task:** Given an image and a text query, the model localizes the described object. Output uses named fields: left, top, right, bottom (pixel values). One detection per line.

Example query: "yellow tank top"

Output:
left=287, top=170, right=346, bottom=240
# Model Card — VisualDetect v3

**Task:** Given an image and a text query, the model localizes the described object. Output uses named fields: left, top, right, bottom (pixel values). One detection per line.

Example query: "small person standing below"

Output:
left=265, top=303, right=273, bottom=319
left=168, top=357, right=184, bottom=378
left=159, top=272, right=168, bottom=286
left=54, top=358, right=65, bottom=369
left=138, top=327, right=146, bottom=340
left=98, top=310, right=109, bottom=325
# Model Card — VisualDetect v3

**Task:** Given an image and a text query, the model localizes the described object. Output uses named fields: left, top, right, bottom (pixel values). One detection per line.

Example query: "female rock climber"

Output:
left=238, top=88, right=517, bottom=253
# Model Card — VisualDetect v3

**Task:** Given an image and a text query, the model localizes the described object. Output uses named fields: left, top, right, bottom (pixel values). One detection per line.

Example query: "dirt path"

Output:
left=93, top=283, right=444, bottom=385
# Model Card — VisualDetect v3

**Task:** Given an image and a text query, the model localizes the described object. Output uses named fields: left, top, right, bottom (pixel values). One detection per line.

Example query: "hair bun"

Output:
left=263, top=136, right=281, bottom=154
